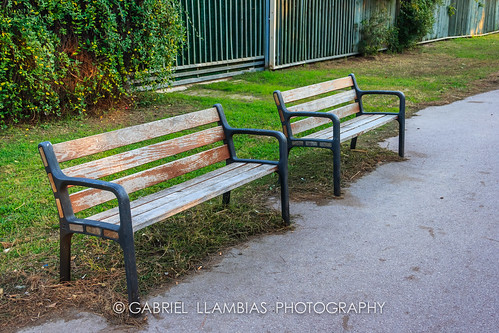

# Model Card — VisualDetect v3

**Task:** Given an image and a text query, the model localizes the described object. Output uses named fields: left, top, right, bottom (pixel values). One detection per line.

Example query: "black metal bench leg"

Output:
left=120, top=237, right=140, bottom=314
left=332, top=144, right=341, bottom=197
left=60, top=231, right=73, bottom=282
left=222, top=191, right=231, bottom=205
left=279, top=171, right=290, bottom=225
left=350, top=137, right=358, bottom=150
left=398, top=120, right=405, bottom=157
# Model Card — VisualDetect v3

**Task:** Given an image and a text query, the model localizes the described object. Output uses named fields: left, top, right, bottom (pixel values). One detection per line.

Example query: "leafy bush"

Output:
left=0, top=0, right=184, bottom=126
left=388, top=0, right=440, bottom=52
left=358, top=11, right=391, bottom=56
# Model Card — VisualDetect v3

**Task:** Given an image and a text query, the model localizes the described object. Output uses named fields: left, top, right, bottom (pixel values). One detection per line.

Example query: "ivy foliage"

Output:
left=0, top=0, right=184, bottom=126
left=388, top=0, right=441, bottom=52
left=358, top=11, right=391, bottom=56
left=358, top=1, right=443, bottom=55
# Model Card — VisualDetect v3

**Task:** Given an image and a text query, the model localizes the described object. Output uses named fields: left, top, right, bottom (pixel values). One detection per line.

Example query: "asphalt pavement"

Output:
left=19, top=90, right=499, bottom=333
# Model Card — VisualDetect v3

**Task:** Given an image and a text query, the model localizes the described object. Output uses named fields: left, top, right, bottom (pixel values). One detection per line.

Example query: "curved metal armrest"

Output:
left=225, top=127, right=288, bottom=165
left=56, top=174, right=130, bottom=203
left=357, top=90, right=406, bottom=118
left=53, top=173, right=132, bottom=229
left=287, top=111, right=341, bottom=140
left=213, top=103, right=288, bottom=165
left=359, top=89, right=405, bottom=99
left=288, top=111, right=340, bottom=124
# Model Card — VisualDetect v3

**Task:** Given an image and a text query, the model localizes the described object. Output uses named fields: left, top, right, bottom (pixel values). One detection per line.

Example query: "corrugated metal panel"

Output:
left=270, top=0, right=361, bottom=69
left=427, top=0, right=499, bottom=40
left=484, top=0, right=499, bottom=32
left=174, top=0, right=266, bottom=86
left=427, top=0, right=452, bottom=40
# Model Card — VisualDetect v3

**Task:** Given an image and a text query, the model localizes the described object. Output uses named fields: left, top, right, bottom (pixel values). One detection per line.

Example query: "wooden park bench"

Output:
left=273, top=73, right=405, bottom=197
left=38, top=104, right=290, bottom=311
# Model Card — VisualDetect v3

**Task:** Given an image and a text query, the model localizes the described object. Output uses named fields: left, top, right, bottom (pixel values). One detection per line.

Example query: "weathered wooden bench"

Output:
left=273, top=73, right=405, bottom=196
left=38, top=104, right=289, bottom=310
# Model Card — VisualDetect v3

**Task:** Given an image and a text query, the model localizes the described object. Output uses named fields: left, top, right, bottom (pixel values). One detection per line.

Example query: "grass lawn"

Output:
left=1, top=34, right=499, bottom=329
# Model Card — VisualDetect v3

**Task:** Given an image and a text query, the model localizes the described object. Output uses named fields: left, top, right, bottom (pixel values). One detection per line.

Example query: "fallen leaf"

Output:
left=0, top=242, right=13, bottom=249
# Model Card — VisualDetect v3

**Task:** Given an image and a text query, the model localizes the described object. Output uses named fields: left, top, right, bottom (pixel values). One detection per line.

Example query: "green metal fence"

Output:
left=170, top=0, right=499, bottom=86
left=174, top=0, right=267, bottom=86
left=270, top=0, right=499, bottom=69
left=427, top=0, right=499, bottom=40
left=270, top=0, right=359, bottom=68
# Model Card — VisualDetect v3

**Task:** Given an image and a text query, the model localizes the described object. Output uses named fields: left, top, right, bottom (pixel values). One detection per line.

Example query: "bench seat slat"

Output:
left=128, top=163, right=277, bottom=231
left=340, top=114, right=397, bottom=142
left=287, top=89, right=357, bottom=113
left=280, top=76, right=354, bottom=103
left=88, top=162, right=278, bottom=232
left=62, top=126, right=225, bottom=180
left=87, top=162, right=252, bottom=222
left=69, top=145, right=230, bottom=213
left=290, top=103, right=360, bottom=134
left=53, top=108, right=220, bottom=162
left=303, top=114, right=398, bottom=142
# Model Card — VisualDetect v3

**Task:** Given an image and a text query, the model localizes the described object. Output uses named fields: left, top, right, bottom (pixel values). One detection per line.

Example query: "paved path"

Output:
left=20, top=90, right=499, bottom=332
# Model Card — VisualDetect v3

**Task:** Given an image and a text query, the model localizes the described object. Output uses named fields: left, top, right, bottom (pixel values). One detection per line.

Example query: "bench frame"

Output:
left=38, top=104, right=289, bottom=311
left=273, top=73, right=405, bottom=196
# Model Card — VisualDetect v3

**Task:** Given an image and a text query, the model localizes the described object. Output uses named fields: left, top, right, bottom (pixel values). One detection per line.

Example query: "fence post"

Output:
left=265, top=0, right=269, bottom=68
left=267, top=0, right=276, bottom=69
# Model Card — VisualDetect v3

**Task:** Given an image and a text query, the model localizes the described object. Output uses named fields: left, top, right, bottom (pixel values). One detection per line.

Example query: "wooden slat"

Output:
left=87, top=162, right=255, bottom=222
left=287, top=90, right=357, bottom=113
left=340, top=114, right=397, bottom=142
left=290, top=103, right=360, bottom=134
left=303, top=114, right=397, bottom=142
left=304, top=114, right=384, bottom=141
left=92, top=163, right=278, bottom=231
left=126, top=164, right=268, bottom=225
left=130, top=164, right=277, bottom=231
left=53, top=107, right=220, bottom=162
left=115, top=164, right=267, bottom=227
left=69, top=145, right=230, bottom=213
left=280, top=76, right=354, bottom=103
left=62, top=126, right=225, bottom=179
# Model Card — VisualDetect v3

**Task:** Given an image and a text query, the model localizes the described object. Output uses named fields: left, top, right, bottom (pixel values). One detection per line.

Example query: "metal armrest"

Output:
left=214, top=103, right=288, bottom=166
left=357, top=90, right=406, bottom=118
left=225, top=127, right=288, bottom=166
left=51, top=172, right=132, bottom=229
left=287, top=111, right=341, bottom=140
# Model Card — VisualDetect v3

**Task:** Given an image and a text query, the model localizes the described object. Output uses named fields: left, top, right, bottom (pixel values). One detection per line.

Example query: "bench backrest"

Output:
left=273, top=75, right=360, bottom=136
left=39, top=107, right=229, bottom=214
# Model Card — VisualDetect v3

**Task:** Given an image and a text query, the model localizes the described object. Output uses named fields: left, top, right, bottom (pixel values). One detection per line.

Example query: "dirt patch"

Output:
left=0, top=270, right=143, bottom=332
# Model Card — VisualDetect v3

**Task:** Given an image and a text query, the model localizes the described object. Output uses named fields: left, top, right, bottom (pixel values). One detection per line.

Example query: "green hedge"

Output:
left=0, top=0, right=184, bottom=126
